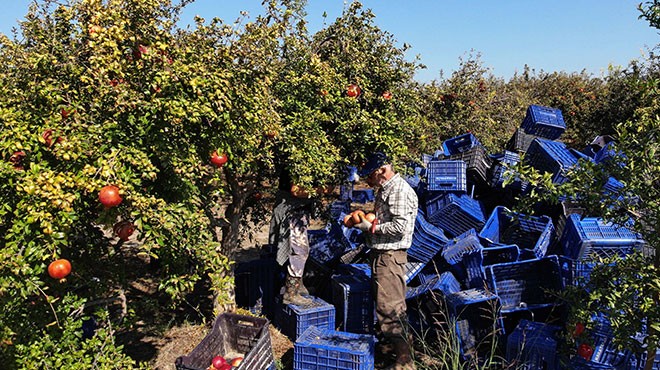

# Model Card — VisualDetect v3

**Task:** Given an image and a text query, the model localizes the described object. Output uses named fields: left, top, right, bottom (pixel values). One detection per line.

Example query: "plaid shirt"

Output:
left=370, top=173, right=418, bottom=250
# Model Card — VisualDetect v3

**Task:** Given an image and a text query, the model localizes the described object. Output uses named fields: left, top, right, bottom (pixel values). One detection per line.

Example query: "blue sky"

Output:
left=1, top=1, right=658, bottom=82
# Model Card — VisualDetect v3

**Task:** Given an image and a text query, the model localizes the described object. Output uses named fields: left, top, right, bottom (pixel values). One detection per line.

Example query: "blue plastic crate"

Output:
left=421, top=153, right=434, bottom=166
left=558, top=256, right=598, bottom=287
left=404, top=261, right=426, bottom=283
left=330, top=200, right=351, bottom=217
left=594, top=141, right=616, bottom=164
left=489, top=150, right=521, bottom=188
left=568, top=315, right=632, bottom=369
left=561, top=214, right=644, bottom=260
left=442, top=228, right=483, bottom=264
left=308, top=228, right=351, bottom=265
left=406, top=271, right=461, bottom=336
left=331, top=274, right=373, bottom=334
left=525, top=138, right=579, bottom=184
left=293, top=326, right=375, bottom=370
left=426, top=193, right=486, bottom=238
left=571, top=148, right=595, bottom=163
left=335, top=264, right=371, bottom=279
left=443, top=133, right=482, bottom=156
left=406, top=271, right=462, bottom=300
left=448, top=146, right=492, bottom=186
left=235, top=258, right=280, bottom=318
left=507, top=128, right=543, bottom=154
left=602, top=177, right=624, bottom=195
left=506, top=320, right=562, bottom=370
left=408, top=211, right=449, bottom=263
left=461, top=250, right=486, bottom=290
left=628, top=349, right=660, bottom=370
left=485, top=256, right=563, bottom=313
left=426, top=160, right=467, bottom=192
left=276, top=296, right=336, bottom=341
left=351, top=189, right=374, bottom=204
left=479, top=206, right=554, bottom=259
left=482, top=244, right=520, bottom=266
left=445, top=288, right=503, bottom=359
left=521, top=105, right=566, bottom=139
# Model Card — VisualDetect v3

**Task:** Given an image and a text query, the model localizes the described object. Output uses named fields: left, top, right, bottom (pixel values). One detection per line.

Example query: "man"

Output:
left=354, top=152, right=419, bottom=370
left=268, top=168, right=315, bottom=306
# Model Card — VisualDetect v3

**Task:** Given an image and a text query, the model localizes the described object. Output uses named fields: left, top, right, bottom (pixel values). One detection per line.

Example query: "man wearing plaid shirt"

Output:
left=354, top=152, right=418, bottom=370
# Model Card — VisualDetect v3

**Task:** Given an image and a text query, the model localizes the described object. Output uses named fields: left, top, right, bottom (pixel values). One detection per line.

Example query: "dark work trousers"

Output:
left=370, top=248, right=408, bottom=339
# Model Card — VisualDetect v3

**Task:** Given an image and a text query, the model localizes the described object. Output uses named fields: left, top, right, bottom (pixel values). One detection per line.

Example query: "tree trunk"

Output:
left=213, top=169, right=252, bottom=314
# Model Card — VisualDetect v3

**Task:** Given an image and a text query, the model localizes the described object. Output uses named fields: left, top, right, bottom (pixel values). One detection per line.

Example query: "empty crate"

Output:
left=506, top=128, right=543, bottom=154
left=521, top=105, right=566, bottom=139
left=448, top=145, right=493, bottom=186
left=234, top=258, right=280, bottom=318
left=525, top=138, right=579, bottom=184
left=445, top=288, right=503, bottom=359
left=561, top=214, right=644, bottom=260
left=485, top=256, right=563, bottom=313
left=506, top=320, right=562, bottom=370
left=294, top=326, right=375, bottom=370
left=443, top=133, right=482, bottom=156
left=331, top=274, right=373, bottom=334
left=426, top=160, right=467, bottom=192
left=479, top=206, right=554, bottom=258
left=175, top=313, right=274, bottom=370
left=351, top=188, right=374, bottom=203
left=275, top=296, right=336, bottom=341
left=409, top=211, right=449, bottom=263
left=426, top=193, right=486, bottom=238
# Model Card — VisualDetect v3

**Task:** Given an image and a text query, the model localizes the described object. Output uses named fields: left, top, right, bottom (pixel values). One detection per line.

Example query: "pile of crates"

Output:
left=224, top=104, right=649, bottom=369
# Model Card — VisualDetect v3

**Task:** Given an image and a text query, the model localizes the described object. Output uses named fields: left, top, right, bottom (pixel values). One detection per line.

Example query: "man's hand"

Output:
left=354, top=214, right=372, bottom=232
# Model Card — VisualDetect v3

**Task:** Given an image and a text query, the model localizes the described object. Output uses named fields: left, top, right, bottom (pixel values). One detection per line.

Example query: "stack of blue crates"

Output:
left=479, top=206, right=555, bottom=259
left=441, top=229, right=486, bottom=289
left=506, top=320, right=562, bottom=370
left=275, top=296, right=336, bottom=341
left=426, top=193, right=486, bottom=238
left=409, top=211, right=449, bottom=264
left=521, top=104, right=566, bottom=140
left=525, top=138, right=579, bottom=184
left=294, top=326, right=375, bottom=370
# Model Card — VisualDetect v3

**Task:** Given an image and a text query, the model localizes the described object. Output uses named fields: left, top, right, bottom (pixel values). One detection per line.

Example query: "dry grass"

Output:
left=152, top=323, right=209, bottom=370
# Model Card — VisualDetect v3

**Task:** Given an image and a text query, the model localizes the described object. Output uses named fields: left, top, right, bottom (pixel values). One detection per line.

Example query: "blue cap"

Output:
left=359, top=152, right=388, bottom=177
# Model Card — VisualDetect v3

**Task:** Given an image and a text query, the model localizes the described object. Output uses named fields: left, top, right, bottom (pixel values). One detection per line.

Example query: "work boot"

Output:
left=283, top=275, right=313, bottom=306
left=384, top=338, right=416, bottom=370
